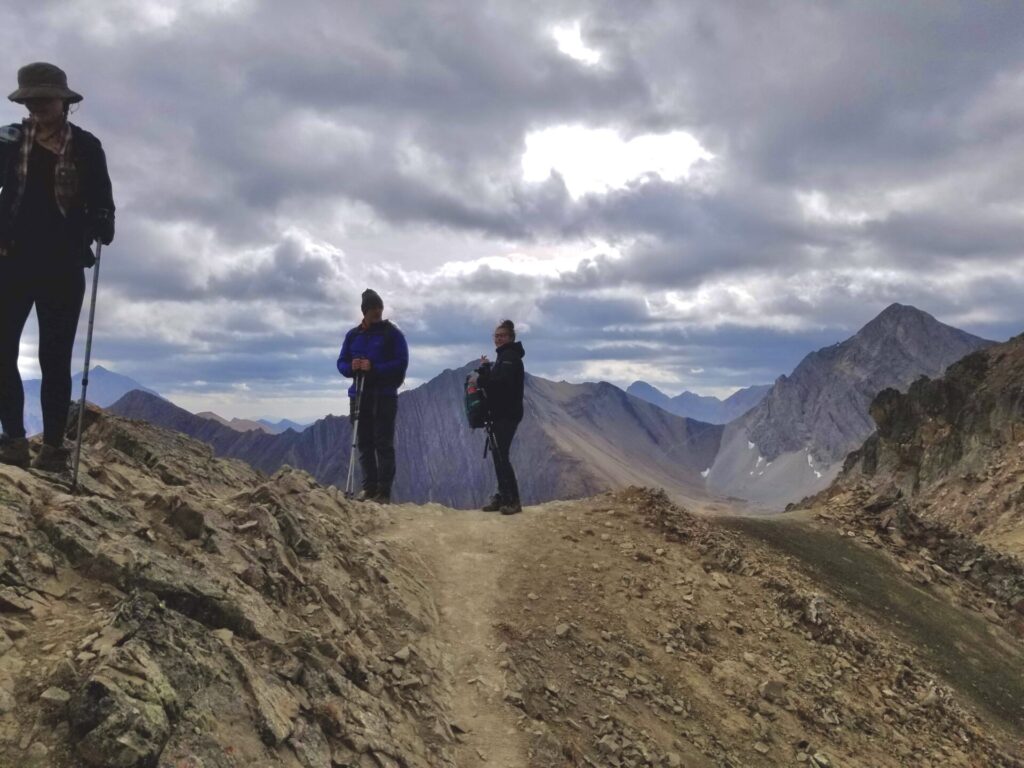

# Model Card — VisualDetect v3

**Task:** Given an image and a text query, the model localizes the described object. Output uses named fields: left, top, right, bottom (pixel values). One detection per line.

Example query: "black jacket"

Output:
left=0, top=122, right=115, bottom=266
left=477, top=341, right=525, bottom=422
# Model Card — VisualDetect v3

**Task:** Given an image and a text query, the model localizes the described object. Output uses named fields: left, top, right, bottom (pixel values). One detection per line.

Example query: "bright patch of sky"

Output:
left=796, top=190, right=872, bottom=225
left=551, top=21, right=602, bottom=65
left=17, top=343, right=40, bottom=379
left=522, top=126, right=714, bottom=199
left=434, top=239, right=623, bottom=280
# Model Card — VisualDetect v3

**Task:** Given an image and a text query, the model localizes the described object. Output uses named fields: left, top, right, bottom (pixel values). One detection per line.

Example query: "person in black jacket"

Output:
left=476, top=319, right=525, bottom=515
left=0, top=63, right=115, bottom=471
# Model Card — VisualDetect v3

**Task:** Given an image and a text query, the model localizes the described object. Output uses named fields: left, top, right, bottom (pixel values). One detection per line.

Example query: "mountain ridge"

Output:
left=706, top=303, right=994, bottom=509
left=626, top=381, right=771, bottom=424
left=110, top=366, right=723, bottom=509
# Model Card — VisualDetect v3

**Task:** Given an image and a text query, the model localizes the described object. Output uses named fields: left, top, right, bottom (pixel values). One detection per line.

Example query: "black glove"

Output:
left=89, top=208, right=115, bottom=246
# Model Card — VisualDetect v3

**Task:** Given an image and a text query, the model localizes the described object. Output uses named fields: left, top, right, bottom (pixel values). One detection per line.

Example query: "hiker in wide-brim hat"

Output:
left=0, top=62, right=115, bottom=472
left=8, top=62, right=84, bottom=105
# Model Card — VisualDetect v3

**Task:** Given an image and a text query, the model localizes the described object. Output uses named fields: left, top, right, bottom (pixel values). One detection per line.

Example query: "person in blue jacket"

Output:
left=337, top=289, right=408, bottom=503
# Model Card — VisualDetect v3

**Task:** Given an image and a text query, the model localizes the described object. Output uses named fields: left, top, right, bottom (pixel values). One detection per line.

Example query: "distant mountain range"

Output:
left=195, top=413, right=309, bottom=435
left=102, top=302, right=998, bottom=514
left=22, top=366, right=158, bottom=436
left=626, top=381, right=770, bottom=424
left=705, top=303, right=993, bottom=509
left=110, top=365, right=722, bottom=509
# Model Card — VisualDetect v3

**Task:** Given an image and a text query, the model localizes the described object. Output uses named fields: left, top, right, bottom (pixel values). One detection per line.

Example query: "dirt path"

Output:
left=379, top=503, right=532, bottom=767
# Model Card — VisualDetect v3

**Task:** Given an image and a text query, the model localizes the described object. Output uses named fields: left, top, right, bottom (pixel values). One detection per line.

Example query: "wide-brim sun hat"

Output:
left=8, top=62, right=83, bottom=104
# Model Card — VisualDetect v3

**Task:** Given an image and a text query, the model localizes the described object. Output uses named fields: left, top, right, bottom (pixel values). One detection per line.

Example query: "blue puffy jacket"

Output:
left=337, top=320, right=409, bottom=397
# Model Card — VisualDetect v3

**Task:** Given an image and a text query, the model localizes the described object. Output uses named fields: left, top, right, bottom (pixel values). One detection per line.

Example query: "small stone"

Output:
left=0, top=686, right=15, bottom=715
left=2, top=620, right=29, bottom=639
left=759, top=678, right=787, bottom=703
left=666, top=751, right=683, bottom=767
left=212, top=628, right=234, bottom=646
left=167, top=502, right=206, bottom=540
left=40, top=686, right=71, bottom=705
left=393, top=645, right=411, bottom=663
left=754, top=742, right=770, bottom=754
left=75, top=651, right=97, bottom=663
left=527, top=593, right=539, bottom=601
left=554, top=623, right=571, bottom=638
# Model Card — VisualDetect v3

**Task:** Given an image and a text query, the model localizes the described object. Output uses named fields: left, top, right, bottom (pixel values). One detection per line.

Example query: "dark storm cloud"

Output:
left=3, top=0, right=1023, bottom=416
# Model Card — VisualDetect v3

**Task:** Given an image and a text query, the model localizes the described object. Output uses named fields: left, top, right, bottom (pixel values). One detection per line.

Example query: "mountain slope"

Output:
left=627, top=381, right=770, bottom=424
left=830, top=332, right=1024, bottom=557
left=22, top=366, right=158, bottom=435
left=706, top=304, right=993, bottom=509
left=110, top=368, right=723, bottom=508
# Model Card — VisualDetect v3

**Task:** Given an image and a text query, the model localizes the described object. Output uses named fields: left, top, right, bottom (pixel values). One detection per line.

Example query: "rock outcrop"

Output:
left=0, top=408, right=458, bottom=767
left=829, top=331, right=1024, bottom=557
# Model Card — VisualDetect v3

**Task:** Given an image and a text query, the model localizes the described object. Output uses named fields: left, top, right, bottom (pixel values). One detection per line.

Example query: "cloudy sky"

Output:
left=4, top=1, right=1024, bottom=421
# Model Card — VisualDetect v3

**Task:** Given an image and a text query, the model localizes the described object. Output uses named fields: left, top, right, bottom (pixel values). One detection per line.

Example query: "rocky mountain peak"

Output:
left=835, top=332, right=1024, bottom=555
left=706, top=305, right=993, bottom=509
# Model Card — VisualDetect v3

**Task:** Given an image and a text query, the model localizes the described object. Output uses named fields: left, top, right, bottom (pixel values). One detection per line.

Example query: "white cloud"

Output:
left=522, top=125, right=714, bottom=199
left=551, top=20, right=602, bottom=66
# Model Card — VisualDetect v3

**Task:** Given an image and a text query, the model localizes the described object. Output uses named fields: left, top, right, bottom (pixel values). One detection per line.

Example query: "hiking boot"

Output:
left=373, top=488, right=392, bottom=505
left=481, top=494, right=502, bottom=512
left=499, top=501, right=522, bottom=516
left=0, top=434, right=30, bottom=468
left=354, top=488, right=377, bottom=502
left=31, top=443, right=71, bottom=473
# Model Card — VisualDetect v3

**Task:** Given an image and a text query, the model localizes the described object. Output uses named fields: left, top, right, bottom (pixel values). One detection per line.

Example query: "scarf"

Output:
left=14, top=118, right=77, bottom=218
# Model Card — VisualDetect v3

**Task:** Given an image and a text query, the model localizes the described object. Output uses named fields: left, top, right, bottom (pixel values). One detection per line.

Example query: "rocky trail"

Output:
left=0, top=409, right=1022, bottom=766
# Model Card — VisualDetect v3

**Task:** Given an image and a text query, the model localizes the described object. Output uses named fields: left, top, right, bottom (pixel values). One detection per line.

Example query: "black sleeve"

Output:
left=0, top=129, right=19, bottom=193
left=482, top=356, right=520, bottom=401
left=88, top=139, right=115, bottom=213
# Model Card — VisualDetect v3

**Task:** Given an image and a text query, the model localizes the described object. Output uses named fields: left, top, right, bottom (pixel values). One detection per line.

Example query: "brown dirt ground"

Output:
left=382, top=488, right=1024, bottom=768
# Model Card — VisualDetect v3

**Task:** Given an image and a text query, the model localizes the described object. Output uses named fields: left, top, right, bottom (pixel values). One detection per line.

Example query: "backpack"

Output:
left=464, top=372, right=489, bottom=429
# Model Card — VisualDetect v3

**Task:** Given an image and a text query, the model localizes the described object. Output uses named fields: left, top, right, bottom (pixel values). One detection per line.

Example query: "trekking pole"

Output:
left=71, top=242, right=103, bottom=495
left=483, top=420, right=503, bottom=466
left=344, top=374, right=365, bottom=498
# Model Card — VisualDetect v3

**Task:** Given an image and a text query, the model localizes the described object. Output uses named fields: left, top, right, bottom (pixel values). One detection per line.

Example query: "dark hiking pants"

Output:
left=490, top=417, right=520, bottom=505
left=353, top=391, right=398, bottom=494
left=0, top=266, right=85, bottom=446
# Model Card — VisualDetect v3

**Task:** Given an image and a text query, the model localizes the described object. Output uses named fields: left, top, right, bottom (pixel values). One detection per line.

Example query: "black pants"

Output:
left=0, top=266, right=85, bottom=446
left=353, top=391, right=398, bottom=493
left=489, top=418, right=520, bottom=504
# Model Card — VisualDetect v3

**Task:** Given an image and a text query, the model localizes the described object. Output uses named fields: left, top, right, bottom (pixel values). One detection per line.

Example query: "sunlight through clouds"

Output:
left=551, top=20, right=602, bottom=66
left=522, top=126, right=714, bottom=199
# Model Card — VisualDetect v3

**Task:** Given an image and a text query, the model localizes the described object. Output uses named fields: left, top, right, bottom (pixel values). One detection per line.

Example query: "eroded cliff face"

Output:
left=801, top=333, right=1024, bottom=637
left=839, top=333, right=1024, bottom=554
left=0, top=408, right=459, bottom=768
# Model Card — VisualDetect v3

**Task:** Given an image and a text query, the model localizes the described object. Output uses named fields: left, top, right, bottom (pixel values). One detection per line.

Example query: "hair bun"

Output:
left=500, top=319, right=515, bottom=330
